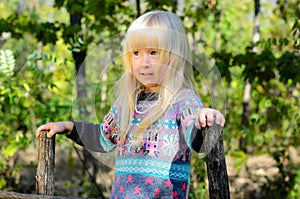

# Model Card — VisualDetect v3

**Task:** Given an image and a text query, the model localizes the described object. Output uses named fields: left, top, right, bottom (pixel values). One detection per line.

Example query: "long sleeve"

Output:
left=190, top=126, right=204, bottom=153
left=67, top=121, right=105, bottom=152
left=66, top=98, right=121, bottom=152
left=176, top=89, right=205, bottom=153
left=67, top=119, right=119, bottom=152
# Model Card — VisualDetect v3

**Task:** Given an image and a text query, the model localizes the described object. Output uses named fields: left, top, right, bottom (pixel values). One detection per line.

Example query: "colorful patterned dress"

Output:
left=68, top=88, right=204, bottom=199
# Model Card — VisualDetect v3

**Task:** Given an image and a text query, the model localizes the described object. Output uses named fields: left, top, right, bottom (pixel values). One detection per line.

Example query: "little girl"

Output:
left=36, top=11, right=225, bottom=199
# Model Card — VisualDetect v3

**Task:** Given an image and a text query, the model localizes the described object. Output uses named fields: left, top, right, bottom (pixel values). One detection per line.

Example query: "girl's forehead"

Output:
left=129, top=36, right=159, bottom=49
left=126, top=28, right=168, bottom=50
left=131, top=42, right=160, bottom=50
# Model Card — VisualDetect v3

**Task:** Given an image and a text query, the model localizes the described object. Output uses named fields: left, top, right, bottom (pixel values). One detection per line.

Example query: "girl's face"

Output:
left=131, top=48, right=169, bottom=92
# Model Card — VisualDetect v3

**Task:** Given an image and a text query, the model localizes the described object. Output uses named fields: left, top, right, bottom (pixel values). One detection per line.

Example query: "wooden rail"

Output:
left=0, top=191, right=90, bottom=199
left=0, top=124, right=229, bottom=199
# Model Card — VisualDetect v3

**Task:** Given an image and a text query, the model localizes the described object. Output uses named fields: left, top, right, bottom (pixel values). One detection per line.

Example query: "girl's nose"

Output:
left=141, top=53, right=151, bottom=67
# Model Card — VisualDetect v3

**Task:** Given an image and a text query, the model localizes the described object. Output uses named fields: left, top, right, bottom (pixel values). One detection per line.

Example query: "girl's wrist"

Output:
left=65, top=121, right=74, bottom=135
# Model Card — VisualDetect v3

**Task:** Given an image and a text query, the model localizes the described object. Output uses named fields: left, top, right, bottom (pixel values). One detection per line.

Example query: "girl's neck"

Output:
left=143, top=84, right=160, bottom=93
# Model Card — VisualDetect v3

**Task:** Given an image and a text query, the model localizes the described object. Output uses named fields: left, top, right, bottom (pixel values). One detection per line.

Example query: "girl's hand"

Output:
left=35, top=121, right=74, bottom=138
left=195, top=108, right=225, bottom=129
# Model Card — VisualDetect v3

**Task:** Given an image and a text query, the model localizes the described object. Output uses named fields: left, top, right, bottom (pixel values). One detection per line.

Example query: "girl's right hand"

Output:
left=35, top=121, right=74, bottom=138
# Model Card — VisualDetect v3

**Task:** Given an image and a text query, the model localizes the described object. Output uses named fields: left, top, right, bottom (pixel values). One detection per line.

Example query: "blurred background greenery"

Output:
left=0, top=0, right=299, bottom=198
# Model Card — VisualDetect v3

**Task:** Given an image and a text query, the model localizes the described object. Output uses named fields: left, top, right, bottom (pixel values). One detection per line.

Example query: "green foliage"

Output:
left=230, top=150, right=247, bottom=172
left=0, top=48, right=72, bottom=190
left=289, top=170, right=300, bottom=199
left=212, top=16, right=300, bottom=155
left=262, top=148, right=300, bottom=199
left=145, top=0, right=177, bottom=12
left=189, top=155, right=209, bottom=199
left=292, top=19, right=300, bottom=49
left=0, top=49, right=15, bottom=76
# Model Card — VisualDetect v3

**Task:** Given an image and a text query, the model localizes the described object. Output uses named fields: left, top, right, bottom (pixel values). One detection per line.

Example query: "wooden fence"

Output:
left=0, top=124, right=230, bottom=199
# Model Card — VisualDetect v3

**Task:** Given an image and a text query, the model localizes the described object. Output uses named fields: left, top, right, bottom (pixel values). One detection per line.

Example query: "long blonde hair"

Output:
left=118, top=11, right=196, bottom=144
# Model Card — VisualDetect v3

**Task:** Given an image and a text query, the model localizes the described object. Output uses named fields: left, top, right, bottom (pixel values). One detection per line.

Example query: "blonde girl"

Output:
left=36, top=11, right=225, bottom=199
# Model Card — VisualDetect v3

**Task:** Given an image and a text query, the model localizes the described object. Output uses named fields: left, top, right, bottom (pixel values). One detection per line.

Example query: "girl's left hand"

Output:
left=194, top=108, right=225, bottom=129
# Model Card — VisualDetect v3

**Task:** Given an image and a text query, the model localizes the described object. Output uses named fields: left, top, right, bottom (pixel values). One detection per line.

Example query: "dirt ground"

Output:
left=13, top=142, right=300, bottom=199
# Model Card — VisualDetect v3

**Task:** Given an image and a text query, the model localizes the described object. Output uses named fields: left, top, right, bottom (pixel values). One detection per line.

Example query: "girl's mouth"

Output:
left=141, top=73, right=153, bottom=77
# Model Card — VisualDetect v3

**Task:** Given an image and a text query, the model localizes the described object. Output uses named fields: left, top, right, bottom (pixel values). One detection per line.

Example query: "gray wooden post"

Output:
left=203, top=123, right=230, bottom=199
left=36, top=130, right=55, bottom=195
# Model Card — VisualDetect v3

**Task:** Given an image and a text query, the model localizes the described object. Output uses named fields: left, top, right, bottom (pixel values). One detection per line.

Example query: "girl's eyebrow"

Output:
left=147, top=48, right=160, bottom=51
left=132, top=48, right=160, bottom=51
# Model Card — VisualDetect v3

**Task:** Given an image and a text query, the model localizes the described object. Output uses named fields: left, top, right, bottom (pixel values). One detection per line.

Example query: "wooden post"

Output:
left=36, top=130, right=55, bottom=195
left=203, top=124, right=230, bottom=199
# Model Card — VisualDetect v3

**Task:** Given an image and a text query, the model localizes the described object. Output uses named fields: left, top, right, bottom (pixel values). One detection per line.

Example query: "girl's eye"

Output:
left=150, top=51, right=159, bottom=56
left=133, top=51, right=140, bottom=56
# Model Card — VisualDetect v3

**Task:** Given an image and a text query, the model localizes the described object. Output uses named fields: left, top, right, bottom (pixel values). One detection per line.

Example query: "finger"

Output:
left=194, top=114, right=201, bottom=129
left=213, top=110, right=225, bottom=127
left=206, top=111, right=215, bottom=126
left=216, top=112, right=225, bottom=127
left=47, top=130, right=55, bottom=138
left=199, top=108, right=208, bottom=128
left=36, top=125, right=47, bottom=138
left=35, top=129, right=40, bottom=138
left=36, top=123, right=53, bottom=138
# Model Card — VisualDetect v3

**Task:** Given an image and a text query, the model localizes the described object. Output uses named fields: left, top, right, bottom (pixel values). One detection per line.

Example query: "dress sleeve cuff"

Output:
left=191, top=126, right=204, bottom=153
left=66, top=121, right=84, bottom=146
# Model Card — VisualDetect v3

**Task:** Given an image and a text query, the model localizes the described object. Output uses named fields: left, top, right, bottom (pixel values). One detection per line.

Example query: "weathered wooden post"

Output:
left=0, top=130, right=93, bottom=198
left=203, top=123, right=230, bottom=199
left=36, top=130, right=55, bottom=195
